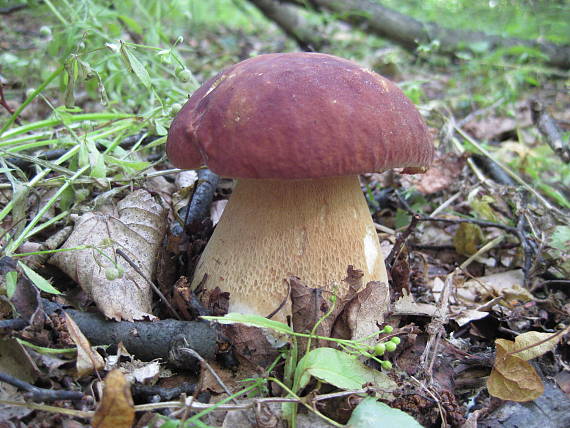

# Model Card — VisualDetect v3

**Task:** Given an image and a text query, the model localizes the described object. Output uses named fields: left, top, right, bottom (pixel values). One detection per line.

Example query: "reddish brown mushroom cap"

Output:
left=167, top=52, right=434, bottom=179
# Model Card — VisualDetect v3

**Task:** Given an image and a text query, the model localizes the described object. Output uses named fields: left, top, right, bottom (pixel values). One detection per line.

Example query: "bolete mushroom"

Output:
left=167, top=52, right=433, bottom=322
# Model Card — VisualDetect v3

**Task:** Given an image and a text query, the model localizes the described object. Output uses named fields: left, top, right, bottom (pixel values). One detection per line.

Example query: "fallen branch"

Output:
left=531, top=100, right=570, bottom=163
left=248, top=0, right=324, bottom=51
left=0, top=372, right=84, bottom=402
left=39, top=300, right=226, bottom=368
left=276, top=0, right=570, bottom=69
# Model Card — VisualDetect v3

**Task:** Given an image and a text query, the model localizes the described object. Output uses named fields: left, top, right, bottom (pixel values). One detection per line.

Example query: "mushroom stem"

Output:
left=191, top=176, right=388, bottom=321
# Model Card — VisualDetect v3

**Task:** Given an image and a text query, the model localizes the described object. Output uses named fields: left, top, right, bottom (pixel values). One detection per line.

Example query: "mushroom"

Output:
left=167, top=52, right=433, bottom=322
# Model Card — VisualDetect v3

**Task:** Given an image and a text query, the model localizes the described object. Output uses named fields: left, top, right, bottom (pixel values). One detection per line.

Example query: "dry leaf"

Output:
left=290, top=276, right=329, bottom=338
left=51, top=190, right=166, bottom=320
left=457, top=270, right=531, bottom=305
left=487, top=339, right=544, bottom=402
left=453, top=223, right=483, bottom=256
left=408, top=152, right=465, bottom=195
left=131, top=361, right=161, bottom=385
left=393, top=289, right=437, bottom=316
left=510, top=329, right=568, bottom=361
left=93, top=369, right=135, bottom=428
left=341, top=281, right=390, bottom=344
left=65, top=313, right=104, bottom=377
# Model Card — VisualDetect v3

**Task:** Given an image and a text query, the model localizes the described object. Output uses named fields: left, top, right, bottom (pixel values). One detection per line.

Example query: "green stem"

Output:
left=43, top=0, right=69, bottom=25
left=5, top=165, right=89, bottom=254
left=267, top=377, right=344, bottom=428
left=1, top=113, right=136, bottom=140
left=0, top=65, right=65, bottom=137
left=183, top=382, right=260, bottom=426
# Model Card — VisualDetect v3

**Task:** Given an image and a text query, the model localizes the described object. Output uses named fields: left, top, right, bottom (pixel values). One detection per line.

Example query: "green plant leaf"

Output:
left=202, top=313, right=294, bottom=335
left=293, top=348, right=396, bottom=391
left=18, top=262, right=61, bottom=294
left=5, top=271, right=18, bottom=298
left=347, top=398, right=423, bottom=428
left=120, top=42, right=152, bottom=89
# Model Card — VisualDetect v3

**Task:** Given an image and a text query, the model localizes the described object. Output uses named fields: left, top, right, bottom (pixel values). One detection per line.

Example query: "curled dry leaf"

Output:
left=509, top=329, right=568, bottom=361
left=92, top=369, right=135, bottom=428
left=487, top=337, right=546, bottom=402
left=51, top=190, right=166, bottom=320
left=64, top=312, right=104, bottom=378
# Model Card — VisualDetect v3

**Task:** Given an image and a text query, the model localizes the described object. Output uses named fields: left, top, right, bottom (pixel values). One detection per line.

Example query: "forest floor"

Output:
left=0, top=2, right=569, bottom=427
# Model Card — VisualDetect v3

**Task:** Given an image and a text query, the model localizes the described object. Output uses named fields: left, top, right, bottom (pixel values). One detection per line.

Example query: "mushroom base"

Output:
left=191, top=176, right=388, bottom=321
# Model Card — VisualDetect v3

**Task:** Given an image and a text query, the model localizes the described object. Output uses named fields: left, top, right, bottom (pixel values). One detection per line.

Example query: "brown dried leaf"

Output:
left=50, top=190, right=166, bottom=321
left=487, top=339, right=544, bottom=402
left=93, top=369, right=135, bottom=428
left=65, top=313, right=104, bottom=378
left=332, top=281, right=390, bottom=344
left=290, top=276, right=329, bottom=336
left=207, top=286, right=230, bottom=317
left=220, top=324, right=279, bottom=367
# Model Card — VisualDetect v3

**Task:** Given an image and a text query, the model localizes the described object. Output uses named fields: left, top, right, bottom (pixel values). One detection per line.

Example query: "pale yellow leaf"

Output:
left=510, top=329, right=568, bottom=361
left=65, top=313, right=104, bottom=377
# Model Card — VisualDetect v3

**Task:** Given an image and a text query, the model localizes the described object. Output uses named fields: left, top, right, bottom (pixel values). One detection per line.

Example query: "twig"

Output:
left=0, top=372, right=84, bottom=402
left=0, top=4, right=27, bottom=14
left=266, top=278, right=291, bottom=319
left=516, top=212, right=534, bottom=287
left=179, top=169, right=220, bottom=233
left=409, top=376, right=448, bottom=428
left=530, top=99, right=570, bottom=163
left=180, top=347, right=238, bottom=404
left=454, top=125, right=566, bottom=217
left=115, top=248, right=182, bottom=320
left=136, top=387, right=373, bottom=412
left=459, top=235, right=504, bottom=270
left=131, top=382, right=197, bottom=402
left=398, top=193, right=539, bottom=287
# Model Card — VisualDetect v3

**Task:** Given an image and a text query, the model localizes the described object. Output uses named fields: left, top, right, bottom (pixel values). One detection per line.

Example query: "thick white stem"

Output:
left=191, top=176, right=388, bottom=321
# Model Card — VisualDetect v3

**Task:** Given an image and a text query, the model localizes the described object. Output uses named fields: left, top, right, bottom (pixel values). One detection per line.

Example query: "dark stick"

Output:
left=180, top=169, right=220, bottom=234
left=0, top=372, right=84, bottom=402
left=385, top=214, right=419, bottom=270
left=531, top=99, right=570, bottom=163
left=40, top=300, right=222, bottom=367
left=131, top=382, right=202, bottom=403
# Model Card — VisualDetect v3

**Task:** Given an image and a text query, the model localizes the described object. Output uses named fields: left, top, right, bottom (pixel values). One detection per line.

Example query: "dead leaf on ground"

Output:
left=50, top=190, right=166, bottom=321
left=407, top=152, right=465, bottom=194
left=65, top=312, right=104, bottom=377
left=509, top=329, right=568, bottom=361
left=333, top=281, right=390, bottom=345
left=93, top=369, right=135, bottom=428
left=453, top=223, right=483, bottom=256
left=393, top=289, right=437, bottom=317
left=487, top=338, right=544, bottom=402
left=457, top=269, right=532, bottom=305
left=290, top=276, right=329, bottom=339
